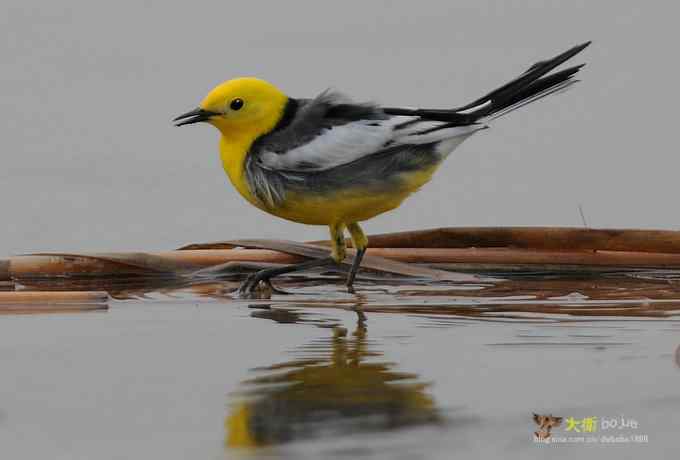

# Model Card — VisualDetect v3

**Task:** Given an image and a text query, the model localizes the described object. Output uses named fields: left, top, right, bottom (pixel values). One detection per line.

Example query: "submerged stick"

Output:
left=0, top=291, right=109, bottom=304
left=0, top=290, right=109, bottom=314
left=0, top=303, right=108, bottom=314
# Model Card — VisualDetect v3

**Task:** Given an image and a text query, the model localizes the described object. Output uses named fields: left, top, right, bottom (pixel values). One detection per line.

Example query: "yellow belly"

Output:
left=220, top=136, right=440, bottom=226
left=253, top=169, right=438, bottom=226
left=273, top=189, right=411, bottom=225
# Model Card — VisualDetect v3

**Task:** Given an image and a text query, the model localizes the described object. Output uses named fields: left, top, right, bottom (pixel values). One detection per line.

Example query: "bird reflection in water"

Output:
left=226, top=307, right=440, bottom=448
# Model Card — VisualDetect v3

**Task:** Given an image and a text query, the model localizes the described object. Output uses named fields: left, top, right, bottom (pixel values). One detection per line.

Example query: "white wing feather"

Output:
left=258, top=116, right=482, bottom=172
left=259, top=120, right=393, bottom=171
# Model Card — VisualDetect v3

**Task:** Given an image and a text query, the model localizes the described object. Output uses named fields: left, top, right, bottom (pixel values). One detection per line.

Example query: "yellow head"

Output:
left=174, top=77, right=288, bottom=139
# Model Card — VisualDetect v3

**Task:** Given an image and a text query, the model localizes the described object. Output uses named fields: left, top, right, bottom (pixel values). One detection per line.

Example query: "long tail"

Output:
left=383, top=41, right=591, bottom=125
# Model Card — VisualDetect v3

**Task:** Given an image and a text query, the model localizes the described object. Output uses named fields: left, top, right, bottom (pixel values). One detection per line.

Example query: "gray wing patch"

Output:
left=247, top=141, right=444, bottom=208
left=258, top=119, right=395, bottom=172
left=245, top=90, right=483, bottom=207
left=254, top=90, right=391, bottom=172
left=252, top=90, right=386, bottom=156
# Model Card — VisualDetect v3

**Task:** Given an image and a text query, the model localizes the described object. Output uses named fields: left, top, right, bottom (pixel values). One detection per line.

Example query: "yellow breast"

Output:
left=219, top=135, right=261, bottom=209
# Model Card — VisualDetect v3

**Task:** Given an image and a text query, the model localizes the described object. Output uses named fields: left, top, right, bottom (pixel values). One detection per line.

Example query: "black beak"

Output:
left=173, top=108, right=219, bottom=126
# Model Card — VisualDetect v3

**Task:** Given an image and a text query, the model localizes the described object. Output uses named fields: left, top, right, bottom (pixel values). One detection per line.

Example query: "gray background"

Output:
left=2, top=0, right=676, bottom=255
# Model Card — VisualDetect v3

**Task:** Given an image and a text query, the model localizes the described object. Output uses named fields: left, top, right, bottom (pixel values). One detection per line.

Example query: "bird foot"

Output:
left=236, top=276, right=290, bottom=299
left=237, top=275, right=273, bottom=299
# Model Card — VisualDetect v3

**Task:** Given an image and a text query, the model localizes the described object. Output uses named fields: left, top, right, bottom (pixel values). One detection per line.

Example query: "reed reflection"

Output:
left=226, top=308, right=440, bottom=449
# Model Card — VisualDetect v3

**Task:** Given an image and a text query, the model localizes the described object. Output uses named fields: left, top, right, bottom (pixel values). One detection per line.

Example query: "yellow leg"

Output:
left=347, top=222, right=368, bottom=251
left=346, top=222, right=368, bottom=291
left=329, top=222, right=347, bottom=263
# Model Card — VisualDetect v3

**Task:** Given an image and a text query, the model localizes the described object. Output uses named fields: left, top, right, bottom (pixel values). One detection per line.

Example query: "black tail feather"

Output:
left=383, top=41, right=590, bottom=124
left=487, top=63, right=585, bottom=117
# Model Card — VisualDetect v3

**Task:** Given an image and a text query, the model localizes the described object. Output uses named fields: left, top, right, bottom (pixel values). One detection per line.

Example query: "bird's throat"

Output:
left=219, top=133, right=261, bottom=207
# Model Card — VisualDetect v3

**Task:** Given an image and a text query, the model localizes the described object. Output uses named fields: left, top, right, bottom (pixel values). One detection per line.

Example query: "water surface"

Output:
left=1, top=272, right=678, bottom=458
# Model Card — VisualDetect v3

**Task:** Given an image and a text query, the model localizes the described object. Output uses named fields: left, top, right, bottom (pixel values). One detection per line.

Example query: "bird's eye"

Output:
left=230, top=98, right=244, bottom=111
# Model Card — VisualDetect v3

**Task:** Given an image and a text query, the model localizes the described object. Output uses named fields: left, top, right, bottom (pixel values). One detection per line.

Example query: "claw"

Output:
left=236, top=273, right=272, bottom=299
left=237, top=281, right=271, bottom=299
left=235, top=256, right=336, bottom=298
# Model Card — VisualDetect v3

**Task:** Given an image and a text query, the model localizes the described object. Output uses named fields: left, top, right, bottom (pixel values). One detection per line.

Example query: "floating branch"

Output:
left=0, top=281, right=14, bottom=290
left=0, top=291, right=109, bottom=314
left=223, top=239, right=480, bottom=282
left=7, top=228, right=680, bottom=280
left=352, top=227, right=680, bottom=253
left=7, top=245, right=481, bottom=282
left=183, top=227, right=680, bottom=253
left=0, top=291, right=109, bottom=303
left=0, top=259, right=9, bottom=282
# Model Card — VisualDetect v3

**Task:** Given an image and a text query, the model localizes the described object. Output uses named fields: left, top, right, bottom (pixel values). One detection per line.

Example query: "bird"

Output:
left=174, top=41, right=590, bottom=297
